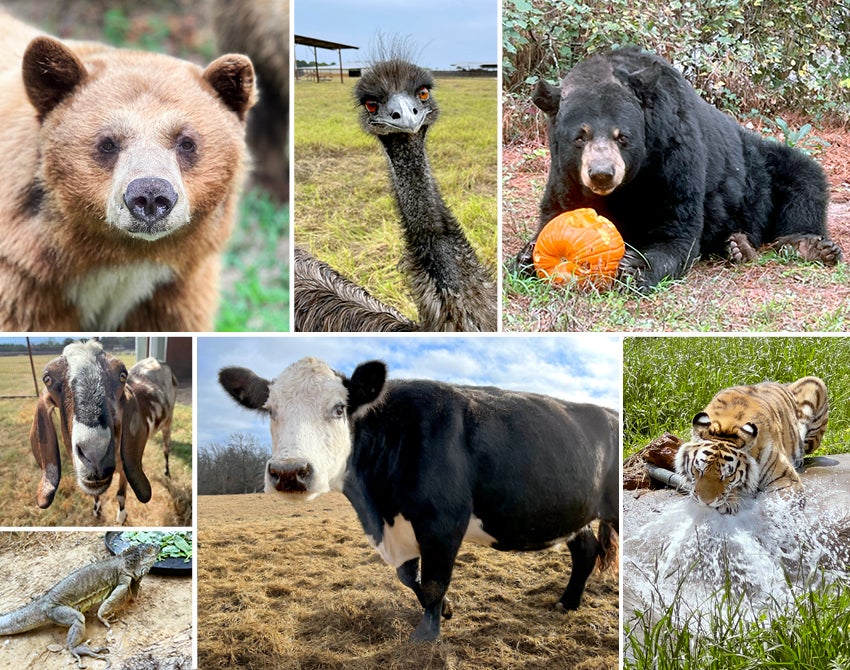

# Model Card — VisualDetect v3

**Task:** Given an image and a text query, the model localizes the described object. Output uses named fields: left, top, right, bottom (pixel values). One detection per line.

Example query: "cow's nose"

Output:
left=268, top=459, right=313, bottom=492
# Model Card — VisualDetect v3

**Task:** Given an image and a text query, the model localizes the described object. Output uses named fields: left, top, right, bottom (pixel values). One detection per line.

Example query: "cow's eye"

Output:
left=332, top=404, right=346, bottom=419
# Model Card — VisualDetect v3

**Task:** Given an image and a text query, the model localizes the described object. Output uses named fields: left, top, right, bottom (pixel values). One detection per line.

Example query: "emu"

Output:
left=295, top=57, right=497, bottom=332
left=30, top=340, right=177, bottom=523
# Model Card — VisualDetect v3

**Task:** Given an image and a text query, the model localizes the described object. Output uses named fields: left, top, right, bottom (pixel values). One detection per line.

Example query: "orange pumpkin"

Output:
left=533, top=208, right=625, bottom=286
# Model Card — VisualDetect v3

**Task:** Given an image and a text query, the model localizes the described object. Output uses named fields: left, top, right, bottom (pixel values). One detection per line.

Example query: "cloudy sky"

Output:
left=197, top=335, right=621, bottom=449
left=294, top=0, right=498, bottom=70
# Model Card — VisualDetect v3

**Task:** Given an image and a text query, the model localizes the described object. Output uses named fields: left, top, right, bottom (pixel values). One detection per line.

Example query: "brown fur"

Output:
left=0, top=11, right=255, bottom=331
left=211, top=0, right=289, bottom=203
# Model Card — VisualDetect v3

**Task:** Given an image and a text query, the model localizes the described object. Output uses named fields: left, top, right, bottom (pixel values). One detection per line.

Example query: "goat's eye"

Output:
left=119, top=371, right=128, bottom=383
left=364, top=100, right=378, bottom=114
left=42, top=374, right=52, bottom=387
left=417, top=86, right=430, bottom=101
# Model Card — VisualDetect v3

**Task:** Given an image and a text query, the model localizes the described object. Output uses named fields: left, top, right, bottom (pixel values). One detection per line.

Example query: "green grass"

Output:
left=626, top=575, right=850, bottom=670
left=217, top=189, right=290, bottom=332
left=294, top=76, right=498, bottom=320
left=623, top=336, right=850, bottom=456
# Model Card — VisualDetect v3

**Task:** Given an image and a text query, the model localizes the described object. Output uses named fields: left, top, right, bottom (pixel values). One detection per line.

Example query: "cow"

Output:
left=218, top=356, right=619, bottom=641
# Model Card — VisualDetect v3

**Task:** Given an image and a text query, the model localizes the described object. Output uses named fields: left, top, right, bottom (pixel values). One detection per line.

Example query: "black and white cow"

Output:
left=219, top=356, right=619, bottom=641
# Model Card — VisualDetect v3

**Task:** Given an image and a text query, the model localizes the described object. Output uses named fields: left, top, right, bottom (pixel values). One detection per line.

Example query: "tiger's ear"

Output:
left=692, top=412, right=710, bottom=428
left=30, top=393, right=61, bottom=508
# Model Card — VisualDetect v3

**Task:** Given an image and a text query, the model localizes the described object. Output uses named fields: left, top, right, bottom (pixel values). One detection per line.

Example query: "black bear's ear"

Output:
left=532, top=80, right=560, bottom=116
left=620, top=61, right=662, bottom=106
left=23, top=37, right=87, bottom=119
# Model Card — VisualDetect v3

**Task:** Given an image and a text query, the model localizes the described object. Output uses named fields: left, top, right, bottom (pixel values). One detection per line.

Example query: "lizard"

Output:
left=0, top=542, right=159, bottom=669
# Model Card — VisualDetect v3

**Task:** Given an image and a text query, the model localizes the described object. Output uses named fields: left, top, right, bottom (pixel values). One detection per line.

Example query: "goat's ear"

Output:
left=219, top=367, right=271, bottom=411
left=346, top=361, right=387, bottom=413
left=29, top=393, right=61, bottom=508
left=120, top=389, right=152, bottom=504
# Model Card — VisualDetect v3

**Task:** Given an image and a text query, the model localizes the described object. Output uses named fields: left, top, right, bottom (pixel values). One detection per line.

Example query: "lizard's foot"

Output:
left=70, top=641, right=110, bottom=669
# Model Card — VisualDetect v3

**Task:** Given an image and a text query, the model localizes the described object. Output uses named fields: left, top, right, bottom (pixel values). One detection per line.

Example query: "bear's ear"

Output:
left=22, top=37, right=87, bottom=119
left=532, top=80, right=561, bottom=117
left=620, top=61, right=663, bottom=106
left=203, top=54, right=256, bottom=121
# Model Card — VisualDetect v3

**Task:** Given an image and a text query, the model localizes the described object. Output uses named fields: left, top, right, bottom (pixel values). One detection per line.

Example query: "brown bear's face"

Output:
left=23, top=38, right=255, bottom=243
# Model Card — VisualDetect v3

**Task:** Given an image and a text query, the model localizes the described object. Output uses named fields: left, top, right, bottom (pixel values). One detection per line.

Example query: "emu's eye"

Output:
left=364, top=100, right=378, bottom=114
left=417, top=86, right=430, bottom=101
left=98, top=138, right=119, bottom=154
left=42, top=374, right=52, bottom=387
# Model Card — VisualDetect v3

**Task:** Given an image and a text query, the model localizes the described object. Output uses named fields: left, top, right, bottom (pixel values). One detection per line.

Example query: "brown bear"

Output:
left=0, top=11, right=256, bottom=331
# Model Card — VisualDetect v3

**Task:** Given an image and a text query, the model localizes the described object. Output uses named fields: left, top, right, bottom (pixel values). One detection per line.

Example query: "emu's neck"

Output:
left=377, top=131, right=496, bottom=332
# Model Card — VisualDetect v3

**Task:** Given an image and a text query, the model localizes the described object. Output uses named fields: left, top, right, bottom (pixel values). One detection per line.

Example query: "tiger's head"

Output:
left=674, top=439, right=759, bottom=514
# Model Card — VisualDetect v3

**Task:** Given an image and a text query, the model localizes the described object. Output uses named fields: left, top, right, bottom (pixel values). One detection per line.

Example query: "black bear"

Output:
left=517, top=48, right=841, bottom=290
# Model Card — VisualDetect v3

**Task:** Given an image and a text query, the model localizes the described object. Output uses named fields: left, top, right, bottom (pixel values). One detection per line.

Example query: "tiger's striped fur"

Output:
left=674, top=376, right=828, bottom=514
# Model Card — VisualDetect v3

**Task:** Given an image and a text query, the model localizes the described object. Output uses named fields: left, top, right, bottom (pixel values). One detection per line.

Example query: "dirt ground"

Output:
left=503, top=123, right=850, bottom=331
left=0, top=532, right=192, bottom=670
left=197, top=493, right=619, bottom=670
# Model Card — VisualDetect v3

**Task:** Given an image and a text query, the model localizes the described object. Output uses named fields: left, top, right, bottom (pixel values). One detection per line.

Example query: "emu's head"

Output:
left=30, top=340, right=144, bottom=507
left=354, top=59, right=439, bottom=137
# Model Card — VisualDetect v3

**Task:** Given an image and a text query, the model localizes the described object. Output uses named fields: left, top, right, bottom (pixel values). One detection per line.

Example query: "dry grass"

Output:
left=0, top=354, right=193, bottom=527
left=198, top=493, right=619, bottom=670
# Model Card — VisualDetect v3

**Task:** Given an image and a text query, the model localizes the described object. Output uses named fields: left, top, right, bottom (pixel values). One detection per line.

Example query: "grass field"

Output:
left=0, top=353, right=193, bottom=527
left=294, top=76, right=498, bottom=321
left=623, top=336, right=850, bottom=456
left=197, top=493, right=618, bottom=669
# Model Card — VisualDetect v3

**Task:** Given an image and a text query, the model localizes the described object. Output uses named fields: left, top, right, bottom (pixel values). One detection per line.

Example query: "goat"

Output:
left=30, top=340, right=177, bottom=524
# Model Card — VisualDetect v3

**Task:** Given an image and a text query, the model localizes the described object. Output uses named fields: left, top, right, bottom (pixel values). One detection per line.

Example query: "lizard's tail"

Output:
left=0, top=601, right=46, bottom=635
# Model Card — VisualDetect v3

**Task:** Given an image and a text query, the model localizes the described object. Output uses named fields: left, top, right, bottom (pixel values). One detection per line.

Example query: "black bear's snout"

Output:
left=124, top=177, right=178, bottom=226
left=588, top=165, right=616, bottom=189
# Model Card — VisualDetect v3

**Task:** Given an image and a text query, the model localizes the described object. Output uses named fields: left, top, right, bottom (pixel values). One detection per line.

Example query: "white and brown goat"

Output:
left=30, top=340, right=177, bottom=523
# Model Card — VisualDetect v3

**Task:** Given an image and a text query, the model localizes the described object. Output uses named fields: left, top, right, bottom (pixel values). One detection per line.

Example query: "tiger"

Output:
left=674, top=376, right=828, bottom=514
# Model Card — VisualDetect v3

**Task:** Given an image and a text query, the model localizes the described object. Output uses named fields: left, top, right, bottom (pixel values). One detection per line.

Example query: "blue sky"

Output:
left=294, top=0, right=499, bottom=70
left=197, top=335, right=621, bottom=449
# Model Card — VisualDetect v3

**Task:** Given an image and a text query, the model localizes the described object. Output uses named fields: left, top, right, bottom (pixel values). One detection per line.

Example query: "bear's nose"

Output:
left=589, top=166, right=616, bottom=188
left=124, top=177, right=178, bottom=225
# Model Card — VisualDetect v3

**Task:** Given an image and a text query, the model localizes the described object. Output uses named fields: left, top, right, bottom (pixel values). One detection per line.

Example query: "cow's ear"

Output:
left=532, top=80, right=560, bottom=117
left=219, top=367, right=271, bottom=411
left=346, top=361, right=387, bottom=413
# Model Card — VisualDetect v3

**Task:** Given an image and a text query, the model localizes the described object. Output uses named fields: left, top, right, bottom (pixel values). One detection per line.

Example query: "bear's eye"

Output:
left=573, top=129, right=589, bottom=146
left=98, top=138, right=119, bottom=154
left=177, top=138, right=196, bottom=153
left=364, top=100, right=379, bottom=114
left=617, top=133, right=630, bottom=147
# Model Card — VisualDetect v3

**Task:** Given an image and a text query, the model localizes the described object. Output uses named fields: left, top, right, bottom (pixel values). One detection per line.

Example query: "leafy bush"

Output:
left=504, top=0, right=850, bottom=141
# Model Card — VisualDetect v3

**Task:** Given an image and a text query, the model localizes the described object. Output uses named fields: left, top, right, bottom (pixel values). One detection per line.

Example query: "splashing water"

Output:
left=624, top=488, right=850, bottom=630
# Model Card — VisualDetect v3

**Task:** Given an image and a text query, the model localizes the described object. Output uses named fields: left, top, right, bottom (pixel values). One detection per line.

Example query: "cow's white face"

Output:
left=218, top=357, right=388, bottom=502
left=265, top=358, right=351, bottom=499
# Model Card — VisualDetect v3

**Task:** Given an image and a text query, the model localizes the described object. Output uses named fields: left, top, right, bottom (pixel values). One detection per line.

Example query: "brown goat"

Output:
left=30, top=340, right=177, bottom=523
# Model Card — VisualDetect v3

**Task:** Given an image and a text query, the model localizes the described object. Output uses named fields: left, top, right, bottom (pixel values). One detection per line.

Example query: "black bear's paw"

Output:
left=514, top=239, right=537, bottom=277
left=725, top=233, right=759, bottom=264
left=770, top=235, right=843, bottom=266
left=616, top=248, right=649, bottom=290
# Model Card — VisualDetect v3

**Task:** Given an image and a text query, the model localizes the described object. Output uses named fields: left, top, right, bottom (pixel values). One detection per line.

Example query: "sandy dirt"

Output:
left=0, top=532, right=192, bottom=670
left=197, top=493, right=619, bottom=670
